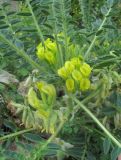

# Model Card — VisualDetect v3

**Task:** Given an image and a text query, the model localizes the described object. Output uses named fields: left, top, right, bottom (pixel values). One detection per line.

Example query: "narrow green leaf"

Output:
left=23, top=133, right=44, bottom=143
left=3, top=120, right=17, bottom=131
left=96, top=29, right=103, bottom=36
left=7, top=11, right=16, bottom=16
left=103, top=138, right=111, bottom=154
left=0, top=21, right=6, bottom=25
left=103, top=25, right=115, bottom=29
left=0, top=25, right=9, bottom=29
left=17, top=12, right=32, bottom=16
left=116, top=93, right=121, bottom=107
left=10, top=19, right=21, bottom=25
left=2, top=2, right=10, bottom=8
left=111, top=147, right=121, bottom=160
left=14, top=39, right=24, bottom=50
left=0, top=16, right=5, bottom=20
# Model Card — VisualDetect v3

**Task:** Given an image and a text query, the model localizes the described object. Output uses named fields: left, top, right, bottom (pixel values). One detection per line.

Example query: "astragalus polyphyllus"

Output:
left=58, top=57, right=92, bottom=92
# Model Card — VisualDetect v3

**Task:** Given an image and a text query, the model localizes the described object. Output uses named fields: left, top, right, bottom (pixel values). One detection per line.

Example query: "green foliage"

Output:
left=78, top=0, right=91, bottom=28
left=0, top=0, right=121, bottom=160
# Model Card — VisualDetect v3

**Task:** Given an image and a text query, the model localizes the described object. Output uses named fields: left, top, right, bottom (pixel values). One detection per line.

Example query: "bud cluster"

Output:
left=58, top=57, right=92, bottom=92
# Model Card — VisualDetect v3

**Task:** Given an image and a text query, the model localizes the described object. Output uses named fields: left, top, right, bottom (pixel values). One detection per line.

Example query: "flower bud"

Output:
left=45, top=51, right=55, bottom=64
left=28, top=87, right=42, bottom=109
left=58, top=67, right=68, bottom=79
left=66, top=78, right=74, bottom=92
left=65, top=61, right=75, bottom=74
left=80, top=78, right=90, bottom=91
left=80, top=63, right=92, bottom=77
left=72, top=69, right=83, bottom=81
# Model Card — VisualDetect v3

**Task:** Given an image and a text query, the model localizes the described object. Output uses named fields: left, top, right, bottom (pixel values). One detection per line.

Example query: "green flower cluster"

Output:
left=58, top=57, right=92, bottom=92
left=27, top=81, right=57, bottom=133
left=37, top=38, right=57, bottom=64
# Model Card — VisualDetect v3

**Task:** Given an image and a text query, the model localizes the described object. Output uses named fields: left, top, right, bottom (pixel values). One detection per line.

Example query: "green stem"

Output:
left=26, top=0, right=45, bottom=46
left=81, top=144, right=87, bottom=160
left=74, top=97, right=121, bottom=148
left=52, top=0, right=64, bottom=67
left=60, top=0, right=68, bottom=60
left=84, top=7, right=112, bottom=60
left=0, top=128, right=34, bottom=141
left=81, top=89, right=100, bottom=104
left=93, top=57, right=121, bottom=68
left=0, top=32, right=41, bottom=70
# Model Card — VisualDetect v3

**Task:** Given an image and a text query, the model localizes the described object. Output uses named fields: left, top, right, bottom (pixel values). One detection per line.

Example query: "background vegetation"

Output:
left=0, top=0, right=121, bottom=160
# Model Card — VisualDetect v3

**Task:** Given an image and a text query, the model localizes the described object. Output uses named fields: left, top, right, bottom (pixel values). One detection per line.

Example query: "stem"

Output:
left=0, top=32, right=41, bottom=70
left=84, top=7, right=112, bottom=60
left=52, top=0, right=64, bottom=67
left=26, top=0, right=45, bottom=46
left=93, top=57, right=120, bottom=68
left=74, top=97, right=121, bottom=148
left=60, top=0, right=68, bottom=60
left=81, top=89, right=100, bottom=104
left=81, top=144, right=87, bottom=160
left=0, top=128, right=34, bottom=141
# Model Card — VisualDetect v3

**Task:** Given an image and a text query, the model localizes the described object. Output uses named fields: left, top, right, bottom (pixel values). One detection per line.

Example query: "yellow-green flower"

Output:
left=36, top=38, right=57, bottom=64
left=36, top=81, right=46, bottom=92
left=80, top=63, right=92, bottom=77
left=65, top=61, right=75, bottom=74
left=36, top=109, right=49, bottom=119
left=45, top=51, right=55, bottom=64
left=28, top=87, right=42, bottom=109
left=58, top=67, right=68, bottom=79
left=45, top=38, right=57, bottom=53
left=41, top=84, right=56, bottom=97
left=71, top=57, right=81, bottom=67
left=80, top=78, right=90, bottom=91
left=72, top=69, right=82, bottom=81
left=36, top=81, right=56, bottom=105
left=58, top=57, right=92, bottom=92
left=37, top=46, right=45, bottom=59
left=66, top=78, right=74, bottom=92
left=37, top=43, right=43, bottom=50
